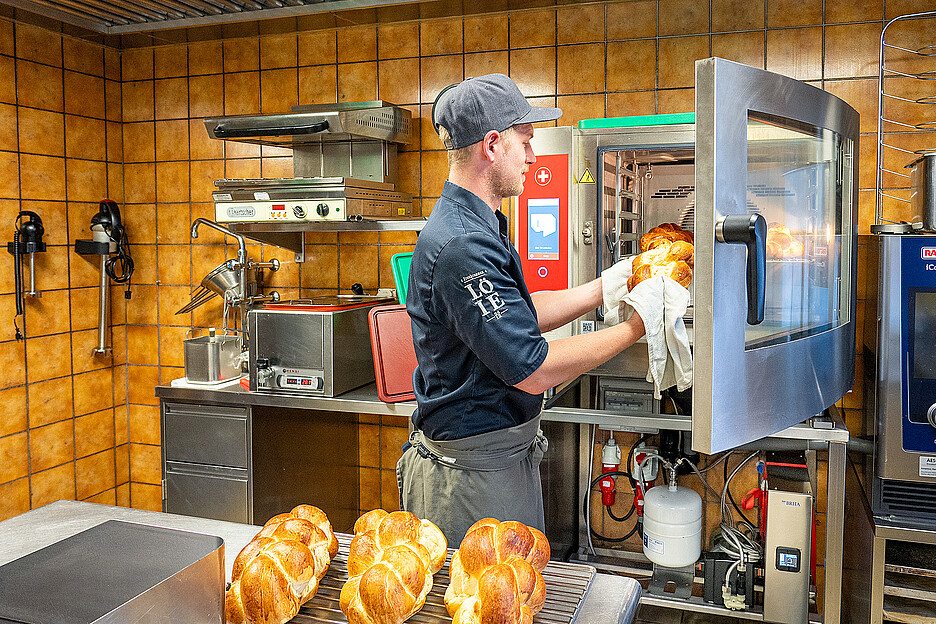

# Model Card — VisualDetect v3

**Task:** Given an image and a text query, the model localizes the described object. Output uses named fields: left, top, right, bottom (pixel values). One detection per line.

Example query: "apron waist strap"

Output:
left=409, top=417, right=543, bottom=471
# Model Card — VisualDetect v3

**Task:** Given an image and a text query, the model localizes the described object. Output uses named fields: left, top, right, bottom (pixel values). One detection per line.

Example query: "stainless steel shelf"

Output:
left=225, top=219, right=426, bottom=257
left=155, top=382, right=849, bottom=444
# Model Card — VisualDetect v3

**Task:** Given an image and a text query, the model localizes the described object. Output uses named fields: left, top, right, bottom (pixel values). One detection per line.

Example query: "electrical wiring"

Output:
left=713, top=450, right=763, bottom=570
left=724, top=452, right=758, bottom=528
left=676, top=456, right=722, bottom=500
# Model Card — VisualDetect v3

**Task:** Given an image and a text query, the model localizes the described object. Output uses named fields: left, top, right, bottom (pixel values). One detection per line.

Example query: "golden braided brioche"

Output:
left=340, top=510, right=448, bottom=624
left=225, top=504, right=337, bottom=624
left=639, top=222, right=694, bottom=252
left=627, top=237, right=695, bottom=291
left=444, top=519, right=550, bottom=624
left=766, top=222, right=804, bottom=258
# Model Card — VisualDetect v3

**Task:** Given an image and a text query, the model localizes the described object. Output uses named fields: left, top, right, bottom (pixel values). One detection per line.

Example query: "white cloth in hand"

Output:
left=620, top=276, right=693, bottom=400
left=601, top=256, right=635, bottom=326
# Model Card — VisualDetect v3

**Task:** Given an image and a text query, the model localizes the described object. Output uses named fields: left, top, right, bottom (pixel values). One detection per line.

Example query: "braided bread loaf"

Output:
left=340, top=510, right=448, bottom=624
left=444, top=519, right=550, bottom=624
left=639, top=222, right=694, bottom=252
left=627, top=238, right=694, bottom=291
left=226, top=504, right=338, bottom=624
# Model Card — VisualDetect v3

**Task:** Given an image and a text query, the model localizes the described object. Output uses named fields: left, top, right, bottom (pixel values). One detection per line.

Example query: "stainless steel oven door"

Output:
left=693, top=58, right=859, bottom=454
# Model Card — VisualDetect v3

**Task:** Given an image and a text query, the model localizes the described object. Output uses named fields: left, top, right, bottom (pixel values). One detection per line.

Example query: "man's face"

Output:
left=490, top=123, right=536, bottom=199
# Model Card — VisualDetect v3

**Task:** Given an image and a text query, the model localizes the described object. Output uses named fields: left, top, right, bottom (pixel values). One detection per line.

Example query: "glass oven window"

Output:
left=912, top=290, right=936, bottom=380
left=744, top=113, right=854, bottom=350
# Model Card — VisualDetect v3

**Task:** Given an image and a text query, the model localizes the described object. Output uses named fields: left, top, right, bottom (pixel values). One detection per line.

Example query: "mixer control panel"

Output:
left=214, top=199, right=347, bottom=222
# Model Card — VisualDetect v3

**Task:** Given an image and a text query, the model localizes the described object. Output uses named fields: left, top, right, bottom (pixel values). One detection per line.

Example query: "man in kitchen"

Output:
left=398, top=73, right=650, bottom=545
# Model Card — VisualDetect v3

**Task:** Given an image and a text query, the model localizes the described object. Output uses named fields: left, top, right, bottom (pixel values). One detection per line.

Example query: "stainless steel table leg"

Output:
left=824, top=440, right=846, bottom=624
left=870, top=535, right=885, bottom=624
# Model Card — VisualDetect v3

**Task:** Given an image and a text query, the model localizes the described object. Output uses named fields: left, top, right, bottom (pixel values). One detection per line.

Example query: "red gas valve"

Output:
left=599, top=436, right=621, bottom=506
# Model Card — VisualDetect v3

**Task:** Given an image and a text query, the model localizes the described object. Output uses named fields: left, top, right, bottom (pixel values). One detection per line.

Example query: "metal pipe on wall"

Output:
left=94, top=254, right=109, bottom=354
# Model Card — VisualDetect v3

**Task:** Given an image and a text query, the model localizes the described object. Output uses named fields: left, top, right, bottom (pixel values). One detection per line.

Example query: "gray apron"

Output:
left=396, top=416, right=548, bottom=546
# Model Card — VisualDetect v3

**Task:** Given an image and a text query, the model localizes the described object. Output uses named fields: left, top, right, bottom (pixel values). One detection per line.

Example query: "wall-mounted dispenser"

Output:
left=75, top=199, right=134, bottom=355
left=7, top=211, right=46, bottom=340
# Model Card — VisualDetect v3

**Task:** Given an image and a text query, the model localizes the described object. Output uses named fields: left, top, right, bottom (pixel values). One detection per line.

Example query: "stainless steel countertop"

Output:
left=155, top=381, right=849, bottom=442
left=0, top=500, right=642, bottom=624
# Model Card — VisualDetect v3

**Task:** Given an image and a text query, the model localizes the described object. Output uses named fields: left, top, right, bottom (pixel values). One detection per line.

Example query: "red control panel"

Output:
left=517, top=154, right=569, bottom=293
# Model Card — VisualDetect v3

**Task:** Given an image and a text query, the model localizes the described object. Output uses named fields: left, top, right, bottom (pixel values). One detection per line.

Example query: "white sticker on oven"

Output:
left=644, top=534, right=664, bottom=555
left=922, top=247, right=936, bottom=260
left=254, top=191, right=271, bottom=201
left=920, top=456, right=936, bottom=477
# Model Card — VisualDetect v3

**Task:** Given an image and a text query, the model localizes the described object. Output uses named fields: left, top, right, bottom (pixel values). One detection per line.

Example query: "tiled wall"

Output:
left=0, top=19, right=128, bottom=521
left=1, top=0, right=934, bottom=609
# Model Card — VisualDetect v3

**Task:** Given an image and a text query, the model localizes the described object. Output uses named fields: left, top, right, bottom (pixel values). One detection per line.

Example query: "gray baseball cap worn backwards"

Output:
left=432, top=73, right=563, bottom=150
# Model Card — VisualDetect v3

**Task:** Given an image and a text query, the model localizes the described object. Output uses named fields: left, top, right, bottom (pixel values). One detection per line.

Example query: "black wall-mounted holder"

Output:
left=74, top=200, right=134, bottom=355
left=7, top=211, right=47, bottom=341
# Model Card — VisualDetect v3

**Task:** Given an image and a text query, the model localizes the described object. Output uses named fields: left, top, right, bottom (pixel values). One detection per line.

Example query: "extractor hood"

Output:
left=204, top=101, right=412, bottom=147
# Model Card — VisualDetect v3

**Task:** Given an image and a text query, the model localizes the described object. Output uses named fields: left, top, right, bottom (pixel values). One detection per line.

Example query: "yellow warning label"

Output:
left=578, top=169, right=596, bottom=184
left=397, top=207, right=406, bottom=216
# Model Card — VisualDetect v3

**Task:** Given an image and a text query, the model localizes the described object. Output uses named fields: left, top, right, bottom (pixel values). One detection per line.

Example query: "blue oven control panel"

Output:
left=901, top=237, right=936, bottom=453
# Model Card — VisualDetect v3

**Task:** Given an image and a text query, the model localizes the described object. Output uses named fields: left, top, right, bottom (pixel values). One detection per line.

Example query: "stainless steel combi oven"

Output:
left=513, top=58, right=859, bottom=454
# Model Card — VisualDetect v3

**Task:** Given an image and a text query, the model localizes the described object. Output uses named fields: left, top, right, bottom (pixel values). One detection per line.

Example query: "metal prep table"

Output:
left=155, top=381, right=850, bottom=623
left=0, top=500, right=641, bottom=624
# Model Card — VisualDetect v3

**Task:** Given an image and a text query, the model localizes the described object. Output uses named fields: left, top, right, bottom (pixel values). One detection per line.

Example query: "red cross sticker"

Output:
left=534, top=167, right=551, bottom=186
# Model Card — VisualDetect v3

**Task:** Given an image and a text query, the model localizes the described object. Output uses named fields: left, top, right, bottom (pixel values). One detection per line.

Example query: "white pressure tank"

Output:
left=642, top=483, right=702, bottom=568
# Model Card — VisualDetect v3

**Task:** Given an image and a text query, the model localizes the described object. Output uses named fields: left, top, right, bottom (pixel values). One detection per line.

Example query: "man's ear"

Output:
left=479, top=130, right=500, bottom=163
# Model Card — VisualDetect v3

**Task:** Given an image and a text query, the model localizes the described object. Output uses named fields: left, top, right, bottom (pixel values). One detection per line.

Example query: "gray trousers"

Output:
left=396, top=416, right=548, bottom=547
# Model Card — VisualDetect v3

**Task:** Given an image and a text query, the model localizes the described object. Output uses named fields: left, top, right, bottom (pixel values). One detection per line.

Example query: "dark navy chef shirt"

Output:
left=407, top=181, right=549, bottom=441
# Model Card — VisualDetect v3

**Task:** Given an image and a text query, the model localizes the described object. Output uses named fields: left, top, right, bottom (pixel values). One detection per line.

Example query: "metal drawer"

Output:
left=163, top=402, right=248, bottom=468
left=165, top=461, right=249, bottom=524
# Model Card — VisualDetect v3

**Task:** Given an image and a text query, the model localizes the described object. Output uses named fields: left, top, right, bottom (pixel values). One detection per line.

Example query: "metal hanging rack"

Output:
left=875, top=10, right=936, bottom=230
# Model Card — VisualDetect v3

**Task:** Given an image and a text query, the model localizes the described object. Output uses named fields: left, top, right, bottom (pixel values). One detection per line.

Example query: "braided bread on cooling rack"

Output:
left=340, top=510, right=448, bottom=624
left=444, top=519, right=550, bottom=624
left=225, top=504, right=338, bottom=624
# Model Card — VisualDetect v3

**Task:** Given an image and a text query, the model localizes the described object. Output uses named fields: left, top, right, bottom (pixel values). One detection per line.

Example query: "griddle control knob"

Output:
left=292, top=205, right=306, bottom=218
left=928, top=403, right=936, bottom=429
left=316, top=203, right=329, bottom=217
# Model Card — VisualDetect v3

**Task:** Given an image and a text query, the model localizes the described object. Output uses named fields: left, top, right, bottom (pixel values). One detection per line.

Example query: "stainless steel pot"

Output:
left=908, top=153, right=936, bottom=231
left=183, top=329, right=243, bottom=383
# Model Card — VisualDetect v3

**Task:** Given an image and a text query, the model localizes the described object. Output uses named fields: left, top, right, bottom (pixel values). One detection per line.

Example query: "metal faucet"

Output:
left=191, top=218, right=248, bottom=302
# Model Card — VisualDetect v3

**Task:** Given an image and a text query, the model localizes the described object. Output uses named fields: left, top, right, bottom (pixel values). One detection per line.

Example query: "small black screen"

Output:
left=913, top=292, right=936, bottom=380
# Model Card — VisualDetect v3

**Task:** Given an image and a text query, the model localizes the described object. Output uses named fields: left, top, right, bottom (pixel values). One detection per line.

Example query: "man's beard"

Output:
left=488, top=158, right=525, bottom=199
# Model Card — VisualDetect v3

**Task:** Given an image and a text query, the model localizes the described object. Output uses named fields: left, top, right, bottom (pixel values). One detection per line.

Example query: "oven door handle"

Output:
left=716, top=213, right=767, bottom=325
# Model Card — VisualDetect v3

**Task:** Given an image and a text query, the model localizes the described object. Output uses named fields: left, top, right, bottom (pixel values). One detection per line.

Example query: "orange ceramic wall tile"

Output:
left=0, top=432, right=28, bottom=482
left=298, top=29, right=337, bottom=65
left=558, top=4, right=604, bottom=45
left=64, top=72, right=106, bottom=119
left=75, top=409, right=116, bottom=457
left=15, top=22, right=62, bottom=67
left=31, top=462, right=75, bottom=508
left=338, top=25, right=377, bottom=63
left=607, top=40, right=656, bottom=92
left=25, top=333, right=72, bottom=381
left=510, top=47, right=557, bottom=97
left=509, top=8, right=556, bottom=49
left=0, top=386, right=27, bottom=437
left=659, top=0, right=709, bottom=36
left=188, top=40, right=223, bottom=76
left=767, top=0, right=822, bottom=28
left=76, top=448, right=116, bottom=499
left=378, top=22, right=420, bottom=59
left=65, top=116, right=107, bottom=161
left=421, top=18, right=463, bottom=57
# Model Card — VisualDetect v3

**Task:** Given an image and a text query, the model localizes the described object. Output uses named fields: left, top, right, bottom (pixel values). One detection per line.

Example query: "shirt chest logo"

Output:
left=462, top=271, right=507, bottom=321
